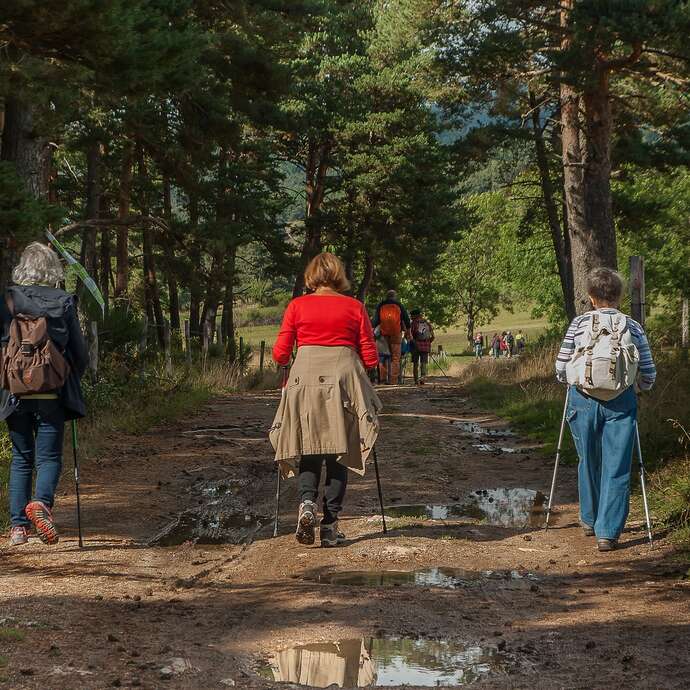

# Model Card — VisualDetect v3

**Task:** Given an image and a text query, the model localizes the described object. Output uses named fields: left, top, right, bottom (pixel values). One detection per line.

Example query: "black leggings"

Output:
left=298, top=454, right=348, bottom=525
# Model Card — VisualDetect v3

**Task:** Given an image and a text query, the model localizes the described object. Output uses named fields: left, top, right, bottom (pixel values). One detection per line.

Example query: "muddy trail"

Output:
left=1, top=381, right=689, bottom=689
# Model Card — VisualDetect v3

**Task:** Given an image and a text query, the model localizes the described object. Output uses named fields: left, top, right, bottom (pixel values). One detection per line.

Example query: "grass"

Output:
left=0, top=628, right=24, bottom=643
left=459, top=343, right=690, bottom=556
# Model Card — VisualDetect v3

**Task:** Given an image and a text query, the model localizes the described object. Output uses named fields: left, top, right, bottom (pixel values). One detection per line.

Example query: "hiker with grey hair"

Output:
left=1, top=242, right=88, bottom=547
left=556, top=267, right=656, bottom=552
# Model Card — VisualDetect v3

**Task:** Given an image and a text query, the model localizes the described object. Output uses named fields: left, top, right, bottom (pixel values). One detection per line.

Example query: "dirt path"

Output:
left=1, top=380, right=689, bottom=689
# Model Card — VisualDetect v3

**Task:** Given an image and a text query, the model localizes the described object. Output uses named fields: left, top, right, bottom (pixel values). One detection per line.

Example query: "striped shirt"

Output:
left=555, top=309, right=656, bottom=390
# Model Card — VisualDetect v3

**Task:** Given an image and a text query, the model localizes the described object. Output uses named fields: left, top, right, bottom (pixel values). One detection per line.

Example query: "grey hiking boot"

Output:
left=320, top=521, right=345, bottom=548
left=296, top=501, right=318, bottom=545
left=597, top=538, right=617, bottom=552
left=580, top=522, right=595, bottom=537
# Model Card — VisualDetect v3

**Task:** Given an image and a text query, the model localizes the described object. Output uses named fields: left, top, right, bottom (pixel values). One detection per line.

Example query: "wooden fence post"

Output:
left=88, top=321, right=99, bottom=383
left=164, top=319, right=173, bottom=376
left=259, top=340, right=266, bottom=373
left=630, top=256, right=646, bottom=326
left=184, top=319, right=192, bottom=366
left=202, top=322, right=209, bottom=372
left=139, top=314, right=148, bottom=379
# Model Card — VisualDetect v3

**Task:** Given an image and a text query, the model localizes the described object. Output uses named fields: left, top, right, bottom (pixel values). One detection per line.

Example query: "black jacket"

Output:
left=0, top=285, right=89, bottom=421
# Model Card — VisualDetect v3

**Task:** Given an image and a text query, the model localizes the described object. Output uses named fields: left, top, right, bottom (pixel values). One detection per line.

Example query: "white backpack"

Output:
left=566, top=312, right=639, bottom=400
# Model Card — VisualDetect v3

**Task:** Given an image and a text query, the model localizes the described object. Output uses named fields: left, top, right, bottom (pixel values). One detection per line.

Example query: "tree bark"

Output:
left=162, top=177, right=180, bottom=330
left=560, top=2, right=617, bottom=314
left=292, top=140, right=331, bottom=297
left=0, top=96, right=49, bottom=289
left=79, top=141, right=101, bottom=310
left=114, top=142, right=134, bottom=298
left=529, top=91, right=576, bottom=321
left=222, top=246, right=237, bottom=362
left=188, top=194, right=202, bottom=336
left=356, top=254, right=375, bottom=302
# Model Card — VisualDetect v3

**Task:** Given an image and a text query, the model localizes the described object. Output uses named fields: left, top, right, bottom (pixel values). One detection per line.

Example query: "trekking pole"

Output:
left=372, top=447, right=387, bottom=534
left=429, top=352, right=450, bottom=379
left=71, top=420, right=84, bottom=548
left=544, top=387, right=570, bottom=531
left=635, top=422, right=654, bottom=548
left=273, top=366, right=290, bottom=537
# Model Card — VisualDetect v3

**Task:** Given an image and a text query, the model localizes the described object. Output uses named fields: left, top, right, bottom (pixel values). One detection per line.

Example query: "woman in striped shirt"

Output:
left=555, top=267, right=656, bottom=552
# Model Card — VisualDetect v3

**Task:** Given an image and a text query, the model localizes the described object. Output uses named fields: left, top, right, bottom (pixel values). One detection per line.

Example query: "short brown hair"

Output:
left=304, top=252, right=350, bottom=293
left=587, top=267, right=624, bottom=305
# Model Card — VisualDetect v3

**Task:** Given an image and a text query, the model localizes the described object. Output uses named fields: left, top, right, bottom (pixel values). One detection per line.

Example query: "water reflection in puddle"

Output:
left=259, top=637, right=504, bottom=687
left=148, top=479, right=267, bottom=546
left=303, top=567, right=538, bottom=589
left=452, top=421, right=515, bottom=438
left=384, top=488, right=548, bottom=528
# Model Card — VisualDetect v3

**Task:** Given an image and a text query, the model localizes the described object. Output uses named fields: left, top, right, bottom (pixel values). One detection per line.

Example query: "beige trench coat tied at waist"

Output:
left=269, top=346, right=383, bottom=479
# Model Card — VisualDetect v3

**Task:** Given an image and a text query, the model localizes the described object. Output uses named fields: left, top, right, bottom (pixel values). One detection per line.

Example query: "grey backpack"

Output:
left=565, top=312, right=639, bottom=400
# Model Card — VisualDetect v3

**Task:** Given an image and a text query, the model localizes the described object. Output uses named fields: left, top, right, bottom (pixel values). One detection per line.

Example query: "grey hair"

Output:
left=587, top=267, right=624, bottom=305
left=12, top=242, right=65, bottom=287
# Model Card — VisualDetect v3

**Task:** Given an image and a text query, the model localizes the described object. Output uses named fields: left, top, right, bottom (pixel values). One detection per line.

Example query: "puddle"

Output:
left=148, top=479, right=268, bottom=546
left=303, top=567, right=538, bottom=589
left=452, top=421, right=515, bottom=437
left=258, top=637, right=505, bottom=687
left=472, top=443, right=520, bottom=454
left=384, top=488, right=548, bottom=528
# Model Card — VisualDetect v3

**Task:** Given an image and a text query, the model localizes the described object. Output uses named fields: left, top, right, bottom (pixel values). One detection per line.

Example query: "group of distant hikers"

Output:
left=474, top=330, right=525, bottom=359
left=2, top=246, right=655, bottom=555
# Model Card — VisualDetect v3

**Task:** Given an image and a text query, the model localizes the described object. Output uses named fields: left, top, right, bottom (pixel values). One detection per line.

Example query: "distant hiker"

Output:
left=556, top=267, right=656, bottom=552
left=270, top=252, right=382, bottom=548
left=499, top=331, right=508, bottom=357
left=491, top=332, right=501, bottom=358
left=374, top=325, right=392, bottom=384
left=410, top=308, right=435, bottom=385
left=372, top=289, right=411, bottom=384
left=473, top=332, right=483, bottom=359
left=515, top=330, right=525, bottom=354
left=1, top=243, right=89, bottom=547
left=506, top=330, right=515, bottom=357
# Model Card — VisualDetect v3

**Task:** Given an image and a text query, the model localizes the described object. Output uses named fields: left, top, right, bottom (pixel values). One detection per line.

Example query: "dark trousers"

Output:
left=6, top=399, right=65, bottom=527
left=298, top=454, right=348, bottom=525
left=412, top=351, right=429, bottom=382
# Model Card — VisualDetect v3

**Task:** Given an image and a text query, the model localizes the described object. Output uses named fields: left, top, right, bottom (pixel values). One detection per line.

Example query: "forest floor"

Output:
left=1, top=380, right=689, bottom=689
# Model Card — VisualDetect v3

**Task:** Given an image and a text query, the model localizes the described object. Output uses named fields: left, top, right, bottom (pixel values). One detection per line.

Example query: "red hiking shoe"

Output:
left=25, top=501, right=59, bottom=545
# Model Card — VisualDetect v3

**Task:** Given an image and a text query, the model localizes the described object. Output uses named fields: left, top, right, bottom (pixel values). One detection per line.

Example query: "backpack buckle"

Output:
left=20, top=341, right=34, bottom=356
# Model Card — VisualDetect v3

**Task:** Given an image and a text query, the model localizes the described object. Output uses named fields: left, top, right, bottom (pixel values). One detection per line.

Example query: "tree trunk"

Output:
left=529, top=91, right=576, bottom=321
left=356, top=254, right=375, bottom=302
left=1, top=96, right=50, bottom=199
left=114, top=142, right=133, bottom=298
left=560, top=2, right=617, bottom=314
left=188, top=194, right=202, bottom=336
left=100, top=225, right=111, bottom=315
left=223, top=246, right=237, bottom=362
left=292, top=140, right=330, bottom=297
left=137, top=146, right=165, bottom=346
left=79, top=141, right=101, bottom=312
left=162, top=177, right=180, bottom=330
left=0, top=96, right=49, bottom=289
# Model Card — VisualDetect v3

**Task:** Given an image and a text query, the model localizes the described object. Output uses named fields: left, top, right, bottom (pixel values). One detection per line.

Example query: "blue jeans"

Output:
left=6, top=399, right=65, bottom=527
left=566, top=386, right=637, bottom=540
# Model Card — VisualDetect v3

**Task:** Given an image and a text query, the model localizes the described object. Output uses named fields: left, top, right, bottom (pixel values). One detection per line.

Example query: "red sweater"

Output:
left=273, top=294, right=378, bottom=369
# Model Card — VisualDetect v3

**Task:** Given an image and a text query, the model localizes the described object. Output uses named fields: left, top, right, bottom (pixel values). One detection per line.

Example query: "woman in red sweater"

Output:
left=269, top=253, right=382, bottom=547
